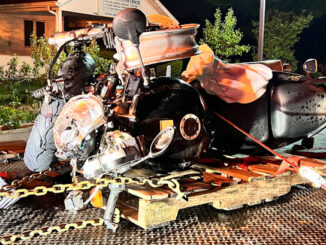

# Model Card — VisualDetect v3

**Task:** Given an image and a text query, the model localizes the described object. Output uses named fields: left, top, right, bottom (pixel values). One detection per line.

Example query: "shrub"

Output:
left=83, top=40, right=113, bottom=75
left=30, top=34, right=60, bottom=81
left=4, top=55, right=18, bottom=79
left=19, top=62, right=33, bottom=78
left=30, top=34, right=113, bottom=78
left=0, top=66, right=4, bottom=81
left=0, top=105, right=36, bottom=129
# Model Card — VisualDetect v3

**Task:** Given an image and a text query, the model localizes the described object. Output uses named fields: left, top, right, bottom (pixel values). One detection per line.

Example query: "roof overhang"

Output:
left=0, top=1, right=58, bottom=14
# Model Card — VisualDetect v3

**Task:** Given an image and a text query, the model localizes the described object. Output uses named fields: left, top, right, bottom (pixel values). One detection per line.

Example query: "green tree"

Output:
left=200, top=8, right=250, bottom=60
left=252, top=10, right=313, bottom=70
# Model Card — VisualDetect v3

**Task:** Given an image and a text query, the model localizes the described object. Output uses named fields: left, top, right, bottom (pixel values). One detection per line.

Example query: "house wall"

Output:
left=59, top=0, right=177, bottom=22
left=0, top=13, right=56, bottom=56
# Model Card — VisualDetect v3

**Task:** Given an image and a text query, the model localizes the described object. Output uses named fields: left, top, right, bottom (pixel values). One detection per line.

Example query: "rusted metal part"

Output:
left=48, top=26, right=111, bottom=47
left=118, top=24, right=200, bottom=70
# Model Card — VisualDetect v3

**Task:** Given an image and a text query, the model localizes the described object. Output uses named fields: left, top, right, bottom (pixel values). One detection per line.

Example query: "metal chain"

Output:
left=1, top=163, right=70, bottom=191
left=0, top=175, right=186, bottom=200
left=0, top=218, right=104, bottom=244
left=0, top=208, right=121, bottom=244
left=0, top=175, right=184, bottom=244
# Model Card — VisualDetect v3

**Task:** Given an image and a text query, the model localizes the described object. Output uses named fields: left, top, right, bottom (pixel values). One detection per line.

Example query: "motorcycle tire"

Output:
left=24, top=97, right=65, bottom=172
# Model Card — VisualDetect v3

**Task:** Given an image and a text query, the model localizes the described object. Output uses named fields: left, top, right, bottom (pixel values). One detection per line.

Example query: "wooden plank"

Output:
left=0, top=141, right=26, bottom=153
left=131, top=172, right=308, bottom=229
left=265, top=159, right=326, bottom=170
left=255, top=156, right=282, bottom=162
left=265, top=162, right=296, bottom=172
left=248, top=164, right=278, bottom=176
left=180, top=181, right=212, bottom=193
left=194, top=163, right=264, bottom=182
left=300, top=159, right=326, bottom=169
left=256, top=154, right=326, bottom=167
left=202, top=172, right=236, bottom=186
left=213, top=168, right=264, bottom=182
left=117, top=201, right=139, bottom=223
left=121, top=155, right=324, bottom=230
left=127, top=185, right=172, bottom=200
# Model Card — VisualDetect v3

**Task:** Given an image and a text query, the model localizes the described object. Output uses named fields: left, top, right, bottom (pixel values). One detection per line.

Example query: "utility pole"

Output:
left=258, top=0, right=266, bottom=61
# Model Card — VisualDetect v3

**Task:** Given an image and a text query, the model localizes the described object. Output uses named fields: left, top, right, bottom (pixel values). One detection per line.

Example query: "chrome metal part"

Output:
left=180, top=114, right=201, bottom=140
left=82, top=131, right=140, bottom=179
left=119, top=24, right=200, bottom=70
left=64, top=190, right=84, bottom=211
left=104, top=183, right=125, bottom=232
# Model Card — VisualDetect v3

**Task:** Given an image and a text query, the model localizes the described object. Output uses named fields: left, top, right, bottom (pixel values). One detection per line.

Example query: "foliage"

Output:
left=19, top=62, right=32, bottom=78
left=200, top=8, right=250, bottom=61
left=0, top=35, right=113, bottom=112
left=0, top=81, right=42, bottom=106
left=30, top=34, right=61, bottom=80
left=99, top=50, right=115, bottom=60
left=252, top=9, right=313, bottom=71
left=155, top=60, right=183, bottom=78
left=30, top=34, right=113, bottom=79
left=0, top=105, right=36, bottom=128
left=83, top=40, right=113, bottom=75
left=0, top=66, right=4, bottom=82
left=4, top=55, right=18, bottom=79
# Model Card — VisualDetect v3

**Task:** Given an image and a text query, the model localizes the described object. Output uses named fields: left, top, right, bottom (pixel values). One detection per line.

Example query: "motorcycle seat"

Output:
left=241, top=60, right=284, bottom=72
left=182, top=44, right=273, bottom=104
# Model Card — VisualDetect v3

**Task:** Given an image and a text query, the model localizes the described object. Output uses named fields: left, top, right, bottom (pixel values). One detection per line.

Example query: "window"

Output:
left=24, top=20, right=46, bottom=46
left=36, top=21, right=45, bottom=38
left=24, top=20, right=33, bottom=46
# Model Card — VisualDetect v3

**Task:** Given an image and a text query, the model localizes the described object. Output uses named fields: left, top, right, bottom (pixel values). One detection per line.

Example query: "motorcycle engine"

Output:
left=82, top=131, right=141, bottom=179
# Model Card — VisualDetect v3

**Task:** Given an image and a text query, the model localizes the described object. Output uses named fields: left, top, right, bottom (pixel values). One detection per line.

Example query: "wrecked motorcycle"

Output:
left=23, top=9, right=326, bottom=230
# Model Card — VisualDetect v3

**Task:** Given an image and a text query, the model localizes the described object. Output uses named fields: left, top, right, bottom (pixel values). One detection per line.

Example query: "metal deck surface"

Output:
left=0, top=186, right=325, bottom=244
left=0, top=131, right=325, bottom=244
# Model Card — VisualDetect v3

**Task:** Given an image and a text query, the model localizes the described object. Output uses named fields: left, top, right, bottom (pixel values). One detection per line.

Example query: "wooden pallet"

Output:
left=0, top=141, right=26, bottom=162
left=117, top=155, right=326, bottom=230
left=0, top=141, right=26, bottom=154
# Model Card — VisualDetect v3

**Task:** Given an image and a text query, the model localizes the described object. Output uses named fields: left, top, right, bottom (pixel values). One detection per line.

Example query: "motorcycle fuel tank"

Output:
left=132, top=77, right=209, bottom=171
left=271, top=82, right=326, bottom=139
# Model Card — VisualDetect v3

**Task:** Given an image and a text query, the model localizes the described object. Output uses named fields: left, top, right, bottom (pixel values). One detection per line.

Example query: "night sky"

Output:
left=160, top=0, right=326, bottom=67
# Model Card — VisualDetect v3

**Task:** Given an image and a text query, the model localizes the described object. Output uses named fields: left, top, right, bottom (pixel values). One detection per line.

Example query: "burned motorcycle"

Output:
left=23, top=8, right=326, bottom=231
left=24, top=9, right=209, bottom=230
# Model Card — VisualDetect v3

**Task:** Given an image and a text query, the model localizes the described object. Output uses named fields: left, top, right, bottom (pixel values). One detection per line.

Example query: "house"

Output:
left=0, top=0, right=177, bottom=64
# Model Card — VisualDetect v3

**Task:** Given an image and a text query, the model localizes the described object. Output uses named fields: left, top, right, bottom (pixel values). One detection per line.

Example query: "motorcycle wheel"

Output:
left=24, top=97, right=64, bottom=172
